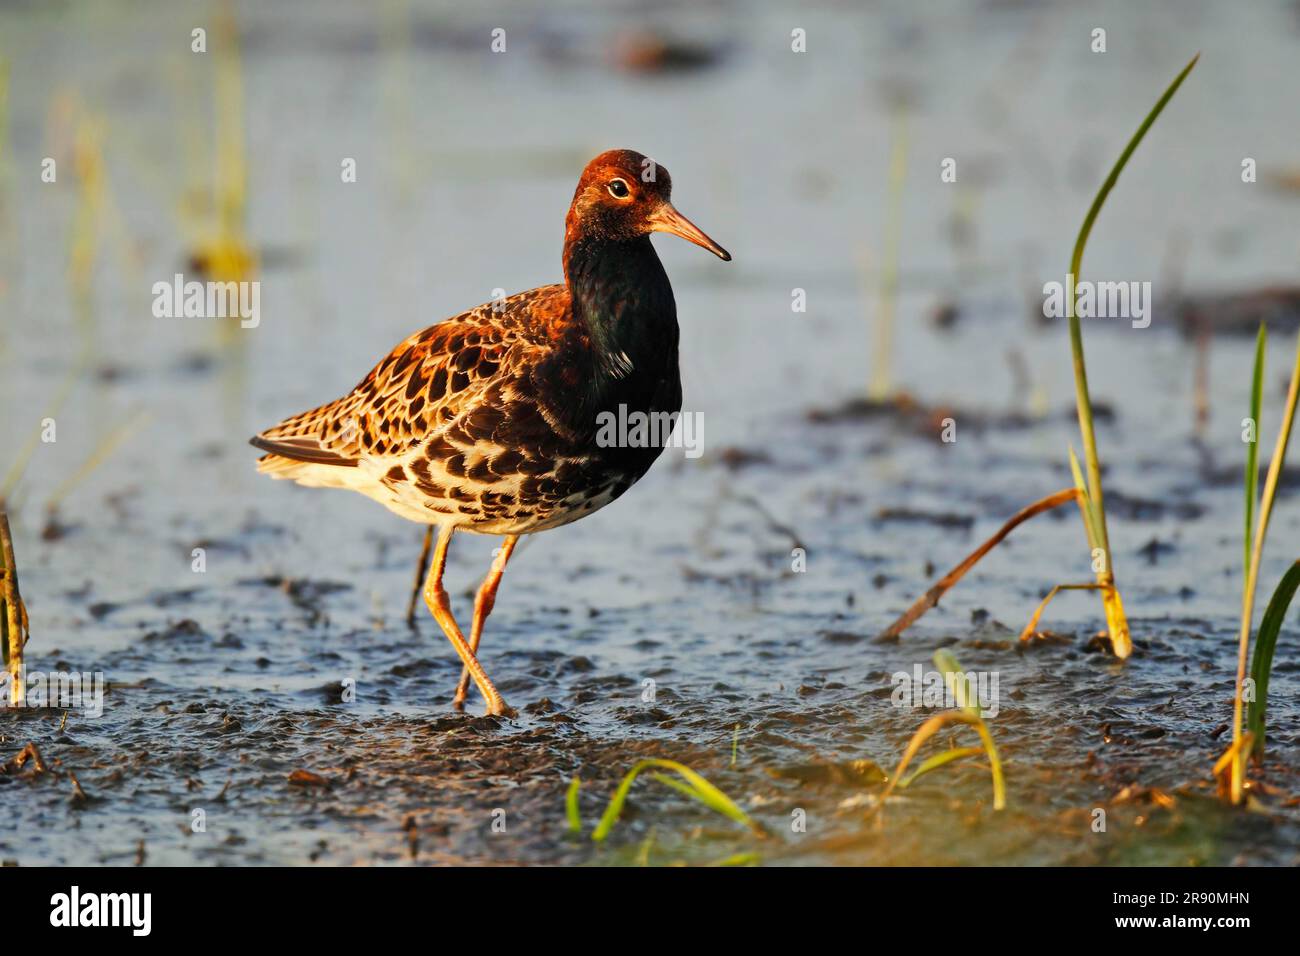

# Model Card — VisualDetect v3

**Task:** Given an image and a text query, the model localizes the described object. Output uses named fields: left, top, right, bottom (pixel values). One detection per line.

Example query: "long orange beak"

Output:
left=648, top=203, right=731, bottom=261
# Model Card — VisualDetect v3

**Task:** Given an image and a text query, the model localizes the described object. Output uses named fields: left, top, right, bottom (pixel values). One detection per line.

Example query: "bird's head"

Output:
left=565, top=149, right=730, bottom=261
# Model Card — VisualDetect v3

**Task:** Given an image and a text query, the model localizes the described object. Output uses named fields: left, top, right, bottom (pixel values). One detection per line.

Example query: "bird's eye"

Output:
left=607, top=178, right=630, bottom=199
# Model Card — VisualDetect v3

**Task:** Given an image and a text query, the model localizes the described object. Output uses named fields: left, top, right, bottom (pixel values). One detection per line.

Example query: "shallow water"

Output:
left=1, top=0, right=1298, bottom=865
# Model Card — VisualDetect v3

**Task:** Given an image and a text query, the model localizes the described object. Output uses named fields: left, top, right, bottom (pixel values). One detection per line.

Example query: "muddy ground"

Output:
left=2, top=0, right=1299, bottom=865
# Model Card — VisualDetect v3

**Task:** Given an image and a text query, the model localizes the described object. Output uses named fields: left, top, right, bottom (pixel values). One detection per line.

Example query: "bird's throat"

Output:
left=563, top=235, right=678, bottom=383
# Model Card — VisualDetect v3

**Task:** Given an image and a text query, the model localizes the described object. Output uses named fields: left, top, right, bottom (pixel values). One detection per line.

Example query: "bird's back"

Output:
left=253, top=282, right=680, bottom=533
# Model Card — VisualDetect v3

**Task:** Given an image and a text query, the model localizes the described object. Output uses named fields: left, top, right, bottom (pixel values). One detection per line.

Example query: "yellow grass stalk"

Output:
left=1, top=508, right=28, bottom=706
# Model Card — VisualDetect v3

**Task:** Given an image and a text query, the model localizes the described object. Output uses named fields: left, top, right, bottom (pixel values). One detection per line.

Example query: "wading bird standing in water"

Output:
left=252, top=150, right=730, bottom=716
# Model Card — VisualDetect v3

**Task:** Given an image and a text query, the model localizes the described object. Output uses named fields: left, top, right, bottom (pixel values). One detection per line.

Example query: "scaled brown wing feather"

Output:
left=250, top=287, right=569, bottom=468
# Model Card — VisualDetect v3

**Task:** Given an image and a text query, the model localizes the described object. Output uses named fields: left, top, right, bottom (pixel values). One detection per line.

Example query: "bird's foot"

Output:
left=483, top=699, right=517, bottom=719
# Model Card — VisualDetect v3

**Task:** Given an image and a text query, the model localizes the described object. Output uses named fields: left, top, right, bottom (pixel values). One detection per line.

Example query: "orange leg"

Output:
left=405, top=526, right=435, bottom=629
left=422, top=525, right=513, bottom=718
left=454, top=535, right=519, bottom=710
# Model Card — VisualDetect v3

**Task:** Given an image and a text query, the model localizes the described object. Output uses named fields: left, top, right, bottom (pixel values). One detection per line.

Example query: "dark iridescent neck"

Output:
left=563, top=234, right=677, bottom=379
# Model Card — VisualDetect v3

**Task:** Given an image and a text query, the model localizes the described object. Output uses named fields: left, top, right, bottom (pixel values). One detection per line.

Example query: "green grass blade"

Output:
left=1069, top=53, right=1200, bottom=285
left=1247, top=560, right=1300, bottom=758
left=898, top=746, right=984, bottom=789
left=565, top=776, right=582, bottom=833
left=931, top=649, right=1006, bottom=809
left=651, top=764, right=753, bottom=829
left=591, top=758, right=757, bottom=842
left=649, top=771, right=755, bottom=829
left=1232, top=327, right=1300, bottom=800
left=592, top=762, right=650, bottom=842
left=1245, top=323, right=1266, bottom=576
left=1068, top=50, right=1200, bottom=477
left=973, top=720, right=1006, bottom=811
left=649, top=772, right=700, bottom=800
left=1069, top=51, right=1200, bottom=508
left=1067, top=445, right=1087, bottom=497
left=592, top=763, right=647, bottom=842
left=1064, top=53, right=1197, bottom=657
left=1068, top=444, right=1100, bottom=547
left=933, top=648, right=979, bottom=718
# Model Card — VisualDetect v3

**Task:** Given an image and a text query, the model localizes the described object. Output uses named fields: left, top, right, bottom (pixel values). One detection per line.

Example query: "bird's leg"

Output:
left=405, top=526, right=435, bottom=629
left=453, top=534, right=518, bottom=710
left=422, top=525, right=514, bottom=718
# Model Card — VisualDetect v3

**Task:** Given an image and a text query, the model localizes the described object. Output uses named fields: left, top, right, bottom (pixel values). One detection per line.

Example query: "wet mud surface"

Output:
left=4, top=390, right=1299, bottom=865
left=3, top=1, right=1300, bottom=865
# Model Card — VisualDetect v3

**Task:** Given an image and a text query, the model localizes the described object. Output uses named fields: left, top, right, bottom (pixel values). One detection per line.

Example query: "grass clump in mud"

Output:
left=879, top=55, right=1200, bottom=655
left=1057, top=53, right=1199, bottom=658
left=580, top=656, right=1009, bottom=859
left=1221, top=319, right=1300, bottom=802
left=873, top=649, right=1005, bottom=815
